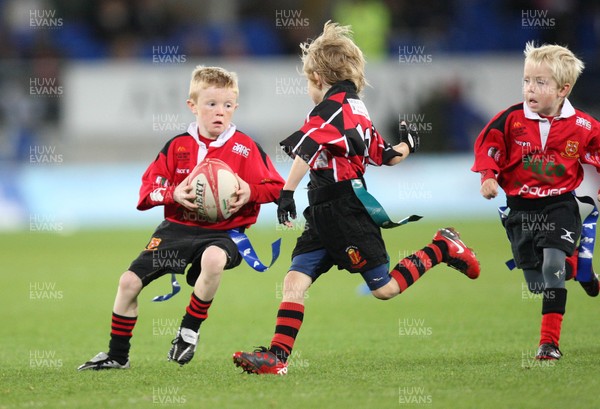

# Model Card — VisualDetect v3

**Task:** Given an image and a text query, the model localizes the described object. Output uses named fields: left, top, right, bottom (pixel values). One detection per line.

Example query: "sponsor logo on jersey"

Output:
left=514, top=140, right=531, bottom=147
left=575, top=116, right=591, bottom=131
left=517, top=183, right=566, bottom=197
left=181, top=209, right=208, bottom=222
left=522, top=156, right=566, bottom=182
left=560, top=140, right=579, bottom=159
left=347, top=99, right=370, bottom=119
left=232, top=142, right=250, bottom=157
left=176, top=168, right=190, bottom=174
left=175, top=145, right=190, bottom=160
left=176, top=151, right=190, bottom=161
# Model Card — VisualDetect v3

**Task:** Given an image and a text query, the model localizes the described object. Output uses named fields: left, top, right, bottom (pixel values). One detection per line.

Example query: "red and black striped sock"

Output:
left=108, top=312, right=137, bottom=364
left=269, top=302, right=305, bottom=363
left=181, top=292, right=212, bottom=332
left=390, top=244, right=443, bottom=293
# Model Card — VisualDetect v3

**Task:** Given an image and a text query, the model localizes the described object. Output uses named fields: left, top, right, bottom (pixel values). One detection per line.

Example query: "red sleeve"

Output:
left=580, top=118, right=600, bottom=172
left=471, top=111, right=508, bottom=183
left=136, top=149, right=176, bottom=210
left=369, top=126, right=401, bottom=166
left=237, top=141, right=285, bottom=205
left=229, top=138, right=285, bottom=204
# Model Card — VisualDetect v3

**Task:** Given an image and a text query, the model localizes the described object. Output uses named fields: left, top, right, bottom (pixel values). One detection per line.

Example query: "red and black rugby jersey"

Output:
left=472, top=100, right=600, bottom=199
left=137, top=123, right=284, bottom=229
left=280, top=80, right=401, bottom=188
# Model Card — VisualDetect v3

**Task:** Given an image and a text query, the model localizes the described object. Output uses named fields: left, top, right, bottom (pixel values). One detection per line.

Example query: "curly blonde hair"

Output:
left=300, top=21, right=367, bottom=93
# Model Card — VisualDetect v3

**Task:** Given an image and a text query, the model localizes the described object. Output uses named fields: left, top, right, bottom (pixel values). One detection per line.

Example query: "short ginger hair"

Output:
left=188, top=65, right=239, bottom=101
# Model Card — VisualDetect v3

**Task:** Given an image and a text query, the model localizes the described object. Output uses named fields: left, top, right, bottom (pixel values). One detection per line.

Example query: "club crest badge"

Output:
left=346, top=246, right=367, bottom=269
left=561, top=140, right=579, bottom=159
left=145, top=237, right=162, bottom=251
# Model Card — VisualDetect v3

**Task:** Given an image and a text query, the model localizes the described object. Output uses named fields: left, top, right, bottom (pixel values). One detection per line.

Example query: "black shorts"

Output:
left=504, top=194, right=581, bottom=270
left=292, top=180, right=389, bottom=273
left=128, top=220, right=242, bottom=287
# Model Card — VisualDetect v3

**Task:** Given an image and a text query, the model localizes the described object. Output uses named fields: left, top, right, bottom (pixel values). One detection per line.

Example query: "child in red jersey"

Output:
left=232, top=21, right=480, bottom=375
left=472, top=42, right=600, bottom=360
left=78, top=66, right=284, bottom=370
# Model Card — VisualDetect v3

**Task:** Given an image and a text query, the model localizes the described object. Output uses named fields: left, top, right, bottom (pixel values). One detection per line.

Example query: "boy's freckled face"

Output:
left=188, top=86, right=238, bottom=138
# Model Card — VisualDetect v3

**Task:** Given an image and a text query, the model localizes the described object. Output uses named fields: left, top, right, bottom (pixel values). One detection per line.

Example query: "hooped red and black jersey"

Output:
left=280, top=80, right=401, bottom=188
left=472, top=100, right=600, bottom=199
left=137, top=122, right=285, bottom=229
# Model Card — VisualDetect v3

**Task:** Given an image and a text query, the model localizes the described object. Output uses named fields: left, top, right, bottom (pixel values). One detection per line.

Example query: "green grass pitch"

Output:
left=1, top=219, right=599, bottom=408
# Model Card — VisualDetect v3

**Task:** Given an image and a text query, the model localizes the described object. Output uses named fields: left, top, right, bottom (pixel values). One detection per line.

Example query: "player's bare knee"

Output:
left=119, top=271, right=143, bottom=294
left=201, top=246, right=227, bottom=274
left=371, top=280, right=399, bottom=300
left=371, top=287, right=394, bottom=300
left=282, top=271, right=311, bottom=302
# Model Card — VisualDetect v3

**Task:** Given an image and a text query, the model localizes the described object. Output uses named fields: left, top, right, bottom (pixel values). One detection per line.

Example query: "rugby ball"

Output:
left=189, top=158, right=239, bottom=222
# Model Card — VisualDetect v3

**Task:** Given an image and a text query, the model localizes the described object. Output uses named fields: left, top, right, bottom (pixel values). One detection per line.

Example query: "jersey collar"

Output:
left=323, top=80, right=358, bottom=100
left=523, top=98, right=576, bottom=120
left=186, top=122, right=237, bottom=148
left=187, top=122, right=237, bottom=164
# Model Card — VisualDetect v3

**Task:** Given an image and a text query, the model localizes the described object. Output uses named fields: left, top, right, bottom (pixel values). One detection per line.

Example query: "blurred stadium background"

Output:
left=1, top=0, right=600, bottom=230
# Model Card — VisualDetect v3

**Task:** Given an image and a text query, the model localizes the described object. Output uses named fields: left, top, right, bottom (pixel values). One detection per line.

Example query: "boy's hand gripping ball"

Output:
left=189, top=158, right=239, bottom=222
